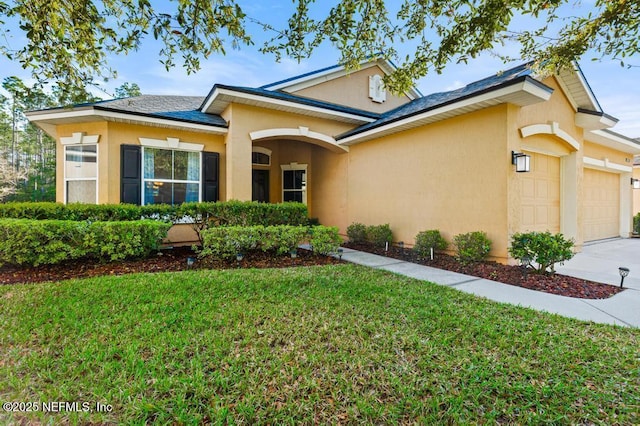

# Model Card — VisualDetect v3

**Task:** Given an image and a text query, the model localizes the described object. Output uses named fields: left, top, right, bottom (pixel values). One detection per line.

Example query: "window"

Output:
left=64, top=144, right=97, bottom=203
left=281, top=164, right=307, bottom=204
left=252, top=147, right=272, bottom=166
left=143, top=147, right=200, bottom=205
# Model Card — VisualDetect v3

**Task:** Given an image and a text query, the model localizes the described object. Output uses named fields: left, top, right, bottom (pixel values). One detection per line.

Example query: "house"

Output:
left=26, top=58, right=640, bottom=262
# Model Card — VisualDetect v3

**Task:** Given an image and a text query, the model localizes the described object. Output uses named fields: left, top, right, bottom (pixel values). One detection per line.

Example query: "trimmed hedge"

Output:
left=0, top=219, right=171, bottom=266
left=634, top=213, right=640, bottom=234
left=199, top=225, right=341, bottom=259
left=0, top=202, right=175, bottom=222
left=0, top=201, right=308, bottom=227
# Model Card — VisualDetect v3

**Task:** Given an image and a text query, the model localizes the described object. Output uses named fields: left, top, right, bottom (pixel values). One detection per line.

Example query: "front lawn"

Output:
left=1, top=265, right=638, bottom=424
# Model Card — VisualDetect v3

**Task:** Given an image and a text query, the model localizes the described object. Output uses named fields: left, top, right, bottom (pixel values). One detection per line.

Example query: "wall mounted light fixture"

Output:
left=631, top=178, right=640, bottom=189
left=511, top=151, right=531, bottom=173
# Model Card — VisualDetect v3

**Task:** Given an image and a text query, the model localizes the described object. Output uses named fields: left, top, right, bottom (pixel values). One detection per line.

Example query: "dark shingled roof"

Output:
left=86, top=95, right=227, bottom=127
left=337, top=63, right=541, bottom=139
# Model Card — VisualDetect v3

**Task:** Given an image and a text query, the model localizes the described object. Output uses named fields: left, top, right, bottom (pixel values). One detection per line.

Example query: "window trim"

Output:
left=64, top=143, right=98, bottom=204
left=280, top=163, right=308, bottom=205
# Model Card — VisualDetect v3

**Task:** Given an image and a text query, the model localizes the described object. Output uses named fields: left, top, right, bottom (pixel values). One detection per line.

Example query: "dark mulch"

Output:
left=343, top=242, right=623, bottom=300
left=0, top=247, right=342, bottom=286
left=0, top=243, right=623, bottom=300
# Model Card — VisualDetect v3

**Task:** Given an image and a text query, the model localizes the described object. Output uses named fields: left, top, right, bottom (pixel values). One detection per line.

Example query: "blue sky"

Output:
left=1, top=0, right=639, bottom=137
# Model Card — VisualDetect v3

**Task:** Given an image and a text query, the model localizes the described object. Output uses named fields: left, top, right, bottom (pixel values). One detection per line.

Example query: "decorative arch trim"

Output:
left=519, top=122, right=580, bottom=151
left=249, top=127, right=349, bottom=153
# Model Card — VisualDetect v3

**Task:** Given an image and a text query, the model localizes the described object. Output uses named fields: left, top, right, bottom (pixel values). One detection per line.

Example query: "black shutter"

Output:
left=120, top=144, right=141, bottom=205
left=202, top=151, right=219, bottom=202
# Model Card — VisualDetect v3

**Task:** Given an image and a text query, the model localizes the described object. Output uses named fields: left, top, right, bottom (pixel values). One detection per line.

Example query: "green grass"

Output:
left=1, top=264, right=638, bottom=424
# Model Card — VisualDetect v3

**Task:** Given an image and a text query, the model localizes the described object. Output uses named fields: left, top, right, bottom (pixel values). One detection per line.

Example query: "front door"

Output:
left=252, top=169, right=269, bottom=203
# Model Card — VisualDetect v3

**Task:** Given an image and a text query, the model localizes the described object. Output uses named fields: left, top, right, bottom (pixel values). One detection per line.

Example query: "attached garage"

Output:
left=520, top=152, right=561, bottom=233
left=583, top=168, right=620, bottom=241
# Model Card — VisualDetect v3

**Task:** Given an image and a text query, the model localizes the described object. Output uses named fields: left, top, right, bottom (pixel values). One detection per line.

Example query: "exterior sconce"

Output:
left=512, top=151, right=531, bottom=173
left=618, top=267, right=630, bottom=288
left=631, top=178, right=640, bottom=189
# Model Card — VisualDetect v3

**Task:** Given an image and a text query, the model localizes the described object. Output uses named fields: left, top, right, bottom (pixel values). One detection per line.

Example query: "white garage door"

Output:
left=520, top=153, right=561, bottom=233
left=583, top=168, right=619, bottom=241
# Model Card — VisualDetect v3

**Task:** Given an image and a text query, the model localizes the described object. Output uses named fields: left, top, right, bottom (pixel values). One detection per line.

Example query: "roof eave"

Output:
left=26, top=107, right=229, bottom=136
left=200, top=85, right=379, bottom=125
left=575, top=108, right=619, bottom=131
left=586, top=129, right=640, bottom=155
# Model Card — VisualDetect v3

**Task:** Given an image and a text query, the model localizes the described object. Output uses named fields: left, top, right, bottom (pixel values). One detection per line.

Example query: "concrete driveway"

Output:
left=556, top=238, right=640, bottom=291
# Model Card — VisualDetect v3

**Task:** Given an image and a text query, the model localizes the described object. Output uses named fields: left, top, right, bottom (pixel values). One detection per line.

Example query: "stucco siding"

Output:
left=56, top=122, right=227, bottom=204
left=347, top=105, right=510, bottom=259
left=291, top=66, right=411, bottom=114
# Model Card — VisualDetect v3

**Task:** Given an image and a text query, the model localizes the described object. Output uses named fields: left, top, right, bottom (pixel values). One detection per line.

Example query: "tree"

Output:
left=0, top=156, right=25, bottom=201
left=114, top=82, right=142, bottom=98
left=0, top=1, right=638, bottom=97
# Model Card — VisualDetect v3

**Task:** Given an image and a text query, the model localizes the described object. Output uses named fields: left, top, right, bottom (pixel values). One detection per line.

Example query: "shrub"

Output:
left=0, top=219, right=170, bottom=266
left=366, top=224, right=393, bottom=246
left=82, top=221, right=171, bottom=261
left=309, top=226, right=342, bottom=255
left=453, top=231, right=492, bottom=264
left=634, top=213, right=640, bottom=235
left=199, top=225, right=339, bottom=259
left=178, top=201, right=309, bottom=244
left=0, top=202, right=175, bottom=222
left=346, top=222, right=367, bottom=243
left=0, top=201, right=308, bottom=227
left=509, top=231, right=574, bottom=275
left=413, top=230, right=448, bottom=257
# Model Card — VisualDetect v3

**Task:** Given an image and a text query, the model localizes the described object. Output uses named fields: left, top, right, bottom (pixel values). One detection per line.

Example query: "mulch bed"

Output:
left=0, top=246, right=342, bottom=286
left=343, top=242, right=623, bottom=300
left=0, top=243, right=623, bottom=300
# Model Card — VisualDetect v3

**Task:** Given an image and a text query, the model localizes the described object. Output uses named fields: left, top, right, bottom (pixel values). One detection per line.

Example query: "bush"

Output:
left=366, top=224, right=393, bottom=246
left=178, top=201, right=309, bottom=244
left=199, top=225, right=340, bottom=260
left=0, top=201, right=308, bottom=227
left=309, top=226, right=342, bottom=255
left=413, top=230, right=448, bottom=257
left=346, top=222, right=367, bottom=243
left=453, top=231, right=492, bottom=264
left=509, top=231, right=574, bottom=275
left=0, top=202, right=175, bottom=222
left=0, top=219, right=170, bottom=266
left=634, top=213, right=640, bottom=235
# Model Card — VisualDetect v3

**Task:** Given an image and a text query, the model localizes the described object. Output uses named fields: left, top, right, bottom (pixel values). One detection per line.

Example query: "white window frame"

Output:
left=141, top=146, right=203, bottom=206
left=63, top=143, right=98, bottom=204
left=281, top=163, right=307, bottom=205
left=252, top=146, right=272, bottom=166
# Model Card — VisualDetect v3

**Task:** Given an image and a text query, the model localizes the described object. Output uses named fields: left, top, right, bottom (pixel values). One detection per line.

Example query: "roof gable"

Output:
left=338, top=64, right=553, bottom=144
left=261, top=58, right=422, bottom=98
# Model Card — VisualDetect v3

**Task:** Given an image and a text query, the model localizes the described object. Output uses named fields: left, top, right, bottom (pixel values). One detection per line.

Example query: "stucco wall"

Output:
left=291, top=66, right=412, bottom=114
left=56, top=122, right=227, bottom=204
left=56, top=122, right=109, bottom=204
left=347, top=104, right=511, bottom=259
left=221, top=103, right=354, bottom=220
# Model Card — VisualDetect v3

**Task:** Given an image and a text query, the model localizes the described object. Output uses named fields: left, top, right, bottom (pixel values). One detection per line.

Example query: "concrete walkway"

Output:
left=336, top=239, right=640, bottom=328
